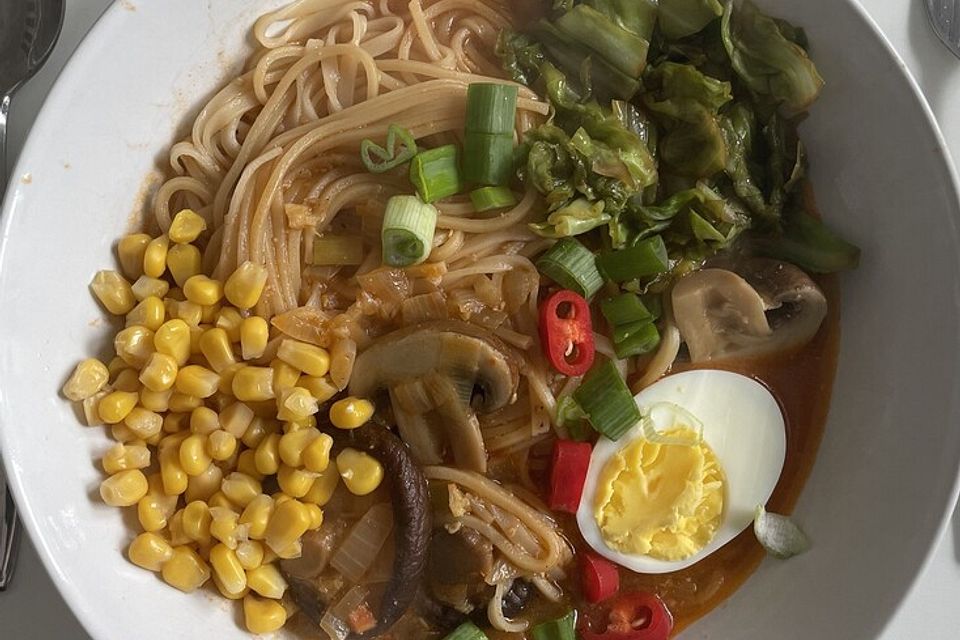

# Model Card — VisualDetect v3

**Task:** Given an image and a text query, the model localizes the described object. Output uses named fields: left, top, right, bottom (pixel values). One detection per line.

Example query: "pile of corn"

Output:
left=61, top=209, right=383, bottom=634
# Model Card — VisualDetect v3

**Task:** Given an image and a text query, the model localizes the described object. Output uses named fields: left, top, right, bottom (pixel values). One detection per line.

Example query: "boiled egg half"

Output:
left=576, top=369, right=786, bottom=574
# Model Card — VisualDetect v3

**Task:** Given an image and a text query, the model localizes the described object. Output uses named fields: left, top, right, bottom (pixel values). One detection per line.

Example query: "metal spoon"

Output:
left=0, top=0, right=65, bottom=591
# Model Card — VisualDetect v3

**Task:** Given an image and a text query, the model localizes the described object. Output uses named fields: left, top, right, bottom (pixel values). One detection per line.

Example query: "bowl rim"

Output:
left=2, top=0, right=959, bottom=638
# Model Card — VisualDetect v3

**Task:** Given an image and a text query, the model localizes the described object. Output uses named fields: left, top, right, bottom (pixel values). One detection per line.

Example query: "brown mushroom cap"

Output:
left=671, top=259, right=827, bottom=362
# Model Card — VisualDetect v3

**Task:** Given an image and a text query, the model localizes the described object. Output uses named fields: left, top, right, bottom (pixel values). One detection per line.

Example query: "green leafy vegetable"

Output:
left=530, top=198, right=611, bottom=238
left=658, top=0, right=724, bottom=40
left=554, top=5, right=650, bottom=78
left=753, top=209, right=861, bottom=273
left=585, top=0, right=659, bottom=40
left=721, top=0, right=824, bottom=116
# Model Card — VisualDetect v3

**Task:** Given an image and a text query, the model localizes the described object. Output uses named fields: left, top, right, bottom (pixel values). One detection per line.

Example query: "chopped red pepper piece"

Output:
left=539, top=289, right=596, bottom=376
left=581, top=552, right=620, bottom=603
left=548, top=439, right=592, bottom=513
left=580, top=592, right=673, bottom=640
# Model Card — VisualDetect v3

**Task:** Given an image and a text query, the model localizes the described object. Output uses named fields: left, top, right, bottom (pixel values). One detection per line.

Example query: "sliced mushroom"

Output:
left=672, top=260, right=826, bottom=362
left=348, top=320, right=520, bottom=472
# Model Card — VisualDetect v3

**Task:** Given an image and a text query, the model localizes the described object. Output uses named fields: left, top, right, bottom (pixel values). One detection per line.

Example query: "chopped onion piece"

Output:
left=754, top=505, right=811, bottom=559
left=330, top=503, right=394, bottom=583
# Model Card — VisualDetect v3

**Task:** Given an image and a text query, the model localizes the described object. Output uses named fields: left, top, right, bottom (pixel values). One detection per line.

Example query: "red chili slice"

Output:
left=547, top=439, right=592, bottom=513
left=580, top=592, right=674, bottom=640
left=539, top=289, right=596, bottom=376
left=581, top=552, right=620, bottom=603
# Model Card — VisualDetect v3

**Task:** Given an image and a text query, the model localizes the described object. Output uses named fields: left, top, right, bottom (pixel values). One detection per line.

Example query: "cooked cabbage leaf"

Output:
left=530, top=198, right=611, bottom=238
left=658, top=0, right=724, bottom=40
left=721, top=0, right=824, bottom=116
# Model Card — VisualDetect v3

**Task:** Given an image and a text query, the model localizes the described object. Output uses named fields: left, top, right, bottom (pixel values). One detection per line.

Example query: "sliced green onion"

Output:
left=470, top=186, right=518, bottom=212
left=574, top=359, right=641, bottom=441
left=443, top=621, right=489, bottom=640
left=639, top=401, right=703, bottom=446
left=536, top=238, right=604, bottom=299
left=311, top=235, right=364, bottom=266
left=641, top=293, right=663, bottom=321
left=463, top=132, right=515, bottom=186
left=556, top=394, right=592, bottom=441
left=409, top=144, right=461, bottom=203
left=612, top=320, right=660, bottom=358
left=360, top=123, right=417, bottom=173
left=601, top=293, right=652, bottom=327
left=530, top=611, right=577, bottom=640
left=596, top=235, right=670, bottom=282
left=465, top=83, right=519, bottom=135
left=753, top=505, right=811, bottom=559
left=381, top=195, right=437, bottom=267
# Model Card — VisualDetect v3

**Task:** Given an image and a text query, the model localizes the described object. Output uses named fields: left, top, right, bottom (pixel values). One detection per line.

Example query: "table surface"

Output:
left=3, top=0, right=960, bottom=637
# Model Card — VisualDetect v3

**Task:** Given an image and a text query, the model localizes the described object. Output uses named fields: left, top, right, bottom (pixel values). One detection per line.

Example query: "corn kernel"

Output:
left=220, top=402, right=254, bottom=438
left=275, top=540, right=302, bottom=560
left=186, top=462, right=223, bottom=504
left=301, top=433, right=333, bottom=473
left=246, top=563, right=287, bottom=599
left=336, top=448, right=384, bottom=496
left=301, top=464, right=339, bottom=506
left=166, top=509, right=190, bottom=546
left=98, top=390, right=138, bottom=424
left=221, top=262, right=267, bottom=311
left=184, top=275, right=223, bottom=306
left=217, top=446, right=240, bottom=474
left=209, top=507, right=244, bottom=549
left=254, top=433, right=282, bottom=476
left=169, top=209, right=207, bottom=244
left=264, top=499, right=311, bottom=554
left=126, top=296, right=165, bottom=331
left=261, top=547, right=279, bottom=566
left=297, top=376, right=338, bottom=404
left=117, top=233, right=151, bottom=280
left=102, top=442, right=151, bottom=475
left=213, top=572, right=250, bottom=600
left=189, top=324, right=205, bottom=356
left=91, top=270, right=136, bottom=315
left=100, top=469, right=149, bottom=506
left=131, top=275, right=170, bottom=301
left=111, top=368, right=141, bottom=393
left=182, top=500, right=212, bottom=544
left=239, top=494, right=274, bottom=540
left=175, top=365, right=220, bottom=398
left=143, top=235, right=170, bottom=279
left=329, top=396, right=374, bottom=430
left=190, top=406, right=220, bottom=435
left=138, top=473, right=177, bottom=531
left=82, top=390, right=110, bottom=426
left=207, top=430, right=237, bottom=461
left=222, top=472, right=262, bottom=508
left=154, top=319, right=191, bottom=366
left=107, top=356, right=129, bottom=378
left=215, top=362, right=242, bottom=395
left=179, top=433, right=213, bottom=476
left=272, top=493, right=292, bottom=507
left=276, top=387, right=319, bottom=423
left=201, top=303, right=222, bottom=325
left=305, top=504, right=324, bottom=530
left=236, top=540, right=265, bottom=571
left=271, top=358, right=300, bottom=393
left=162, top=546, right=210, bottom=593
left=198, top=327, right=237, bottom=373
left=167, top=243, right=203, bottom=287
left=243, top=594, right=287, bottom=634
left=162, top=412, right=189, bottom=434
left=278, top=339, right=329, bottom=377
left=62, top=358, right=109, bottom=401
left=240, top=316, right=269, bottom=361
left=277, top=464, right=315, bottom=498
left=208, top=491, right=238, bottom=511
left=210, top=543, right=247, bottom=595
left=232, top=366, right=275, bottom=402
left=128, top=532, right=174, bottom=572
left=115, top=325, right=156, bottom=368
left=159, top=445, right=189, bottom=496
left=236, top=450, right=264, bottom=482
left=242, top=416, right=277, bottom=449
left=125, top=406, right=163, bottom=439
left=110, top=422, right=139, bottom=443
left=278, top=427, right=321, bottom=468
left=283, top=414, right=317, bottom=433
left=168, top=392, right=203, bottom=412
left=210, top=391, right=234, bottom=413
left=216, top=307, right=244, bottom=343
left=167, top=299, right=202, bottom=326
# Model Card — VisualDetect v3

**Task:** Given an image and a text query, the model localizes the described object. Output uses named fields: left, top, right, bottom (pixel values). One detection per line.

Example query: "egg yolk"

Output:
left=593, top=428, right=725, bottom=561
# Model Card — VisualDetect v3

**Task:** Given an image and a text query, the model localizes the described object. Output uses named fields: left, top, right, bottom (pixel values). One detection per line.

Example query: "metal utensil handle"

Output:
left=0, top=91, right=22, bottom=591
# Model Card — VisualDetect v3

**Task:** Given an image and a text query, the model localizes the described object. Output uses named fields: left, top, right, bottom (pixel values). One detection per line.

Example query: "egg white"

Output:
left=576, top=369, right=786, bottom=574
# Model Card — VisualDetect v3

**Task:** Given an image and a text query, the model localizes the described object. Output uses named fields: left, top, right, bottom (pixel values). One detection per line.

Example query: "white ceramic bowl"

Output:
left=2, top=1, right=959, bottom=639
